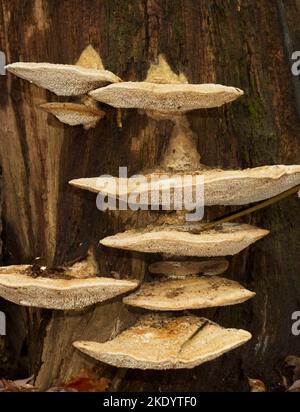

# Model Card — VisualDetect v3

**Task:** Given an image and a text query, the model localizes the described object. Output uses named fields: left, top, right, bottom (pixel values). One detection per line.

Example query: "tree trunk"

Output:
left=0, top=0, right=300, bottom=391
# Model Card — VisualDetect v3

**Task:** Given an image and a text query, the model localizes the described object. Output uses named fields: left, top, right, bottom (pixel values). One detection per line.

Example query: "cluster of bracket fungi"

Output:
left=1, top=45, right=300, bottom=370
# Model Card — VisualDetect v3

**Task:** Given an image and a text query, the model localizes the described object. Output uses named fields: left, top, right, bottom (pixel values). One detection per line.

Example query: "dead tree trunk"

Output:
left=0, top=0, right=300, bottom=391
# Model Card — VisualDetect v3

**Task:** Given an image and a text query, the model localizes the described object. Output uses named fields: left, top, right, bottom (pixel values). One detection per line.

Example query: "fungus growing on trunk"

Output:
left=5, top=45, right=120, bottom=129
left=73, top=314, right=251, bottom=370
left=70, top=55, right=300, bottom=205
left=100, top=223, right=269, bottom=256
left=0, top=255, right=139, bottom=310
left=40, top=102, right=105, bottom=129
left=123, top=275, right=255, bottom=311
left=89, top=82, right=243, bottom=113
left=69, top=164, right=300, bottom=206
left=5, top=62, right=121, bottom=96
left=5, top=44, right=121, bottom=98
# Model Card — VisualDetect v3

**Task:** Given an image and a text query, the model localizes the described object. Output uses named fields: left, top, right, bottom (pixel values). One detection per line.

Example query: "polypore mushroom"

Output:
left=69, top=56, right=300, bottom=212
left=73, top=314, right=251, bottom=369
left=100, top=223, right=269, bottom=257
left=69, top=164, right=300, bottom=206
left=40, top=102, right=105, bottom=129
left=90, top=82, right=243, bottom=113
left=148, top=259, right=229, bottom=278
left=123, top=275, right=255, bottom=310
left=89, top=55, right=243, bottom=114
left=0, top=256, right=139, bottom=310
left=5, top=45, right=121, bottom=96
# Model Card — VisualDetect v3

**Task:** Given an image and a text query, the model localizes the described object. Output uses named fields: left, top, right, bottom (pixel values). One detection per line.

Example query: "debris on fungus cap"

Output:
left=99, top=223, right=269, bottom=257
left=40, top=102, right=105, bottom=129
left=69, top=165, right=300, bottom=206
left=0, top=260, right=139, bottom=310
left=148, top=259, right=229, bottom=278
left=73, top=313, right=252, bottom=369
left=123, top=276, right=255, bottom=311
left=5, top=45, right=121, bottom=96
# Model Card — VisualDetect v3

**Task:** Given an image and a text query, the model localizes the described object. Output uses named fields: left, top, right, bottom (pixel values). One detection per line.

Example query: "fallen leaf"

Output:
left=0, top=378, right=36, bottom=392
left=248, top=377, right=267, bottom=392
left=64, top=376, right=110, bottom=392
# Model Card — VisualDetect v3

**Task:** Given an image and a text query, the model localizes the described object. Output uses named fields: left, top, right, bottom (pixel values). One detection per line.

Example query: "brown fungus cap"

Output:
left=100, top=223, right=269, bottom=257
left=123, top=276, right=255, bottom=311
left=73, top=314, right=251, bottom=370
left=0, top=262, right=139, bottom=310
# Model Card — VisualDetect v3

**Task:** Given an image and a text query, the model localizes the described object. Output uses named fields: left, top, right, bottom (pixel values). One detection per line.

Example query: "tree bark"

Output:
left=0, top=0, right=300, bottom=391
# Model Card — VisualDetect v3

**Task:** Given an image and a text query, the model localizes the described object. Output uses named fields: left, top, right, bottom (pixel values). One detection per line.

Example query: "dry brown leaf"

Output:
left=0, top=377, right=36, bottom=392
left=248, top=377, right=267, bottom=392
left=63, top=370, right=111, bottom=392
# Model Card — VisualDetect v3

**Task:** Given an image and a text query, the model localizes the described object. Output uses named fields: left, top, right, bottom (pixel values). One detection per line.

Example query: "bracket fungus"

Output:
left=73, top=314, right=251, bottom=370
left=100, top=223, right=269, bottom=257
left=69, top=164, right=300, bottom=206
left=90, top=55, right=243, bottom=114
left=123, top=276, right=255, bottom=311
left=68, top=55, right=276, bottom=368
left=5, top=61, right=121, bottom=96
left=148, top=259, right=229, bottom=278
left=5, top=45, right=121, bottom=97
left=7, top=47, right=291, bottom=372
left=70, top=56, right=300, bottom=205
left=40, top=102, right=105, bottom=129
left=0, top=257, right=139, bottom=310
left=89, top=82, right=243, bottom=113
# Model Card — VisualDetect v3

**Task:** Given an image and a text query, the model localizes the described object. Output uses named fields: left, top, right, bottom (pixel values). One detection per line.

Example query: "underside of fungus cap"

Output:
left=100, top=223, right=269, bottom=257
left=89, top=53, right=243, bottom=113
left=148, top=259, right=229, bottom=278
left=5, top=62, right=121, bottom=96
left=89, top=82, right=243, bottom=113
left=69, top=165, right=300, bottom=206
left=73, top=314, right=252, bottom=369
left=0, top=263, right=139, bottom=310
left=40, top=102, right=105, bottom=129
left=123, top=276, right=255, bottom=311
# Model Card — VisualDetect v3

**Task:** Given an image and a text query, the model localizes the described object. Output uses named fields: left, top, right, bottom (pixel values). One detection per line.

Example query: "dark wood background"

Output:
left=0, top=0, right=299, bottom=391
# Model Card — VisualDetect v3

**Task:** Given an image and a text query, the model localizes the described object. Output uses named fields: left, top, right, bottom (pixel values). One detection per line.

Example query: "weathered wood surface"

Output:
left=0, top=0, right=299, bottom=391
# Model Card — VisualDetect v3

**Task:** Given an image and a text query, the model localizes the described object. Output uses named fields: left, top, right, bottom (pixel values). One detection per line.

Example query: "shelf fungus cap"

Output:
left=148, top=259, right=229, bottom=278
left=123, top=276, right=255, bottom=311
left=0, top=264, right=139, bottom=310
left=89, top=54, right=242, bottom=113
left=89, top=82, right=243, bottom=113
left=5, top=62, right=121, bottom=96
left=73, top=314, right=251, bottom=369
left=40, top=102, right=105, bottom=129
left=100, top=223, right=269, bottom=257
left=69, top=165, right=300, bottom=206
